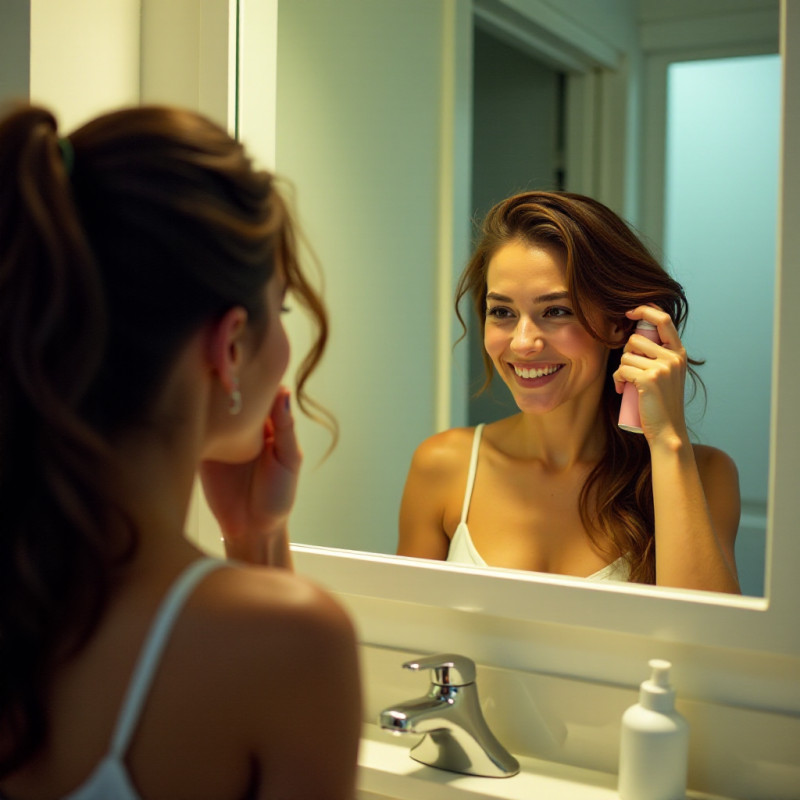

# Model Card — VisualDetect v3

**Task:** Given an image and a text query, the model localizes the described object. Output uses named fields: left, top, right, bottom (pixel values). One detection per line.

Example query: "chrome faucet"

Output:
left=378, top=653, right=520, bottom=778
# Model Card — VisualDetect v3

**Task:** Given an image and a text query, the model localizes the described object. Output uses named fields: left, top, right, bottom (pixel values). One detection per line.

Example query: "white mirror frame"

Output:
left=236, top=0, right=800, bottom=666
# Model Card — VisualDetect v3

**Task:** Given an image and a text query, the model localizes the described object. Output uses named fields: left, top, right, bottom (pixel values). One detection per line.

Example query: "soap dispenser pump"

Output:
left=618, top=659, right=689, bottom=800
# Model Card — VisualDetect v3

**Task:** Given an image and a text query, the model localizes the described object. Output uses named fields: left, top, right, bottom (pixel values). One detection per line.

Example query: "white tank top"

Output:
left=59, top=558, right=226, bottom=800
left=446, top=424, right=631, bottom=581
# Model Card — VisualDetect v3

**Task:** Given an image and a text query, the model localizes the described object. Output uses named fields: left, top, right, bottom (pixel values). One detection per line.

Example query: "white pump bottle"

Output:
left=618, top=659, right=690, bottom=800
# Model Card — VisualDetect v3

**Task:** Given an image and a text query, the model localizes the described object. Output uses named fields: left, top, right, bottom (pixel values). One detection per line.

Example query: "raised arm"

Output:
left=649, top=438, right=740, bottom=593
left=614, top=306, right=741, bottom=593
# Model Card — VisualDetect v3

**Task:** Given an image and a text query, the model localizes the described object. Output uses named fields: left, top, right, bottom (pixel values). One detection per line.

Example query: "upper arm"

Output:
left=397, top=432, right=464, bottom=560
left=249, top=579, right=362, bottom=800
left=695, top=444, right=741, bottom=569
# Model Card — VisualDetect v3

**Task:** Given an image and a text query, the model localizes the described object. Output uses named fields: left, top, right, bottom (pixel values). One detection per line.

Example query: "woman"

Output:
left=0, top=104, right=361, bottom=799
left=398, top=191, right=740, bottom=594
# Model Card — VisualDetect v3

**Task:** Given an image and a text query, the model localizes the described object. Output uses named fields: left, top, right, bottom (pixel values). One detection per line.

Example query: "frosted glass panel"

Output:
left=664, top=55, right=780, bottom=596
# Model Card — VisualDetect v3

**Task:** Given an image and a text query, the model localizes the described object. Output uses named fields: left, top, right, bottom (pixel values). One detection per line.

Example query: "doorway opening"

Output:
left=468, top=23, right=566, bottom=424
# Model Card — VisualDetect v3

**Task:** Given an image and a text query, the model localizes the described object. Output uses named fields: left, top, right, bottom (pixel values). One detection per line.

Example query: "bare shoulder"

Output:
left=692, top=443, right=740, bottom=484
left=192, top=564, right=356, bottom=654
left=173, top=564, right=358, bottom=699
left=185, top=564, right=360, bottom=745
left=398, top=428, right=478, bottom=558
left=692, top=444, right=741, bottom=551
left=408, top=426, right=477, bottom=477
left=146, top=563, right=361, bottom=799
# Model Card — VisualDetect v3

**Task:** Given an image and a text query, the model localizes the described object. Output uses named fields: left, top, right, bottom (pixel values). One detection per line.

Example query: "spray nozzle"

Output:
left=635, top=319, right=658, bottom=331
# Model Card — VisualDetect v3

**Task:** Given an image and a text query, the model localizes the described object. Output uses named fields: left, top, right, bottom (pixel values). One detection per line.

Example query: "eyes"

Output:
left=485, top=304, right=574, bottom=321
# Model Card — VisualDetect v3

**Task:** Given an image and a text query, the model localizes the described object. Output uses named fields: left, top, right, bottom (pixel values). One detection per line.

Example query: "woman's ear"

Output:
left=206, top=306, right=249, bottom=394
left=607, top=319, right=629, bottom=348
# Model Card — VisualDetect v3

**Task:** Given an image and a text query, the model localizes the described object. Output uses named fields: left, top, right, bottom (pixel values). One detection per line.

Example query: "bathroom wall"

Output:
left=0, top=0, right=30, bottom=102
left=26, top=0, right=140, bottom=129
left=139, top=0, right=236, bottom=130
left=665, top=54, right=780, bottom=598
left=268, top=0, right=472, bottom=556
left=0, top=0, right=235, bottom=134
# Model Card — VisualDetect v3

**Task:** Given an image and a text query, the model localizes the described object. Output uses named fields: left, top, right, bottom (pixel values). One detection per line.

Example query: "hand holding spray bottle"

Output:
left=618, top=319, right=661, bottom=433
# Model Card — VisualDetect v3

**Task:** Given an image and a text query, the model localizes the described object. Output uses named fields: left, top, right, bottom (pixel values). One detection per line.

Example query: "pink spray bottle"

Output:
left=618, top=320, right=661, bottom=434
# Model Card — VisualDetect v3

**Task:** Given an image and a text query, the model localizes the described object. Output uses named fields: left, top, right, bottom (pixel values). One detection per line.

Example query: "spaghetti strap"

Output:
left=459, top=424, right=485, bottom=525
left=108, top=558, right=224, bottom=757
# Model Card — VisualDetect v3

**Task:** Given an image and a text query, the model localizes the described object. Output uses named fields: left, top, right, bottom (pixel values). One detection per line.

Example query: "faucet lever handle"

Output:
left=402, top=653, right=476, bottom=686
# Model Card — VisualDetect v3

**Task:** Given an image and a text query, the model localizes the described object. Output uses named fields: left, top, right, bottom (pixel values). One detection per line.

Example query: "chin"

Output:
left=209, top=435, right=263, bottom=464
left=234, top=438, right=264, bottom=463
left=509, top=392, right=562, bottom=416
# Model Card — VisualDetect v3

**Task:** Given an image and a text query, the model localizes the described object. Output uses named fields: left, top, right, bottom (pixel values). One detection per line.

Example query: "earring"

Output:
left=228, top=380, right=242, bottom=415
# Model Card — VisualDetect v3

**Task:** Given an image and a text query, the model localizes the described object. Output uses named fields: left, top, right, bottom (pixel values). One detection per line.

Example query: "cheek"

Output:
left=559, top=327, right=600, bottom=356
left=257, top=318, right=290, bottom=387
left=277, top=321, right=290, bottom=368
left=483, top=326, right=504, bottom=358
left=574, top=336, right=610, bottom=372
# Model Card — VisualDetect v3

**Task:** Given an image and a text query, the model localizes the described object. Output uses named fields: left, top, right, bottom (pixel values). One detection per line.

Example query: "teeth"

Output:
left=514, top=364, right=561, bottom=379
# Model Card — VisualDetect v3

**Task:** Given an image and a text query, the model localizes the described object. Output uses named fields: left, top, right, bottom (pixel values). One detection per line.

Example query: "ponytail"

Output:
left=0, top=105, right=133, bottom=775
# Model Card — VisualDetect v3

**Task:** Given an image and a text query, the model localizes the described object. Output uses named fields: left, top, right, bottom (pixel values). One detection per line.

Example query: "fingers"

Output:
left=266, top=385, right=302, bottom=473
left=613, top=305, right=685, bottom=393
left=624, top=305, right=680, bottom=350
left=614, top=353, right=670, bottom=394
left=620, top=304, right=686, bottom=369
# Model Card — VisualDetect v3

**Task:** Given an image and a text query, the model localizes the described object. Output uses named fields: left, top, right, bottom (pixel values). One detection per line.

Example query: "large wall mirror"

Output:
left=221, top=0, right=800, bottom=660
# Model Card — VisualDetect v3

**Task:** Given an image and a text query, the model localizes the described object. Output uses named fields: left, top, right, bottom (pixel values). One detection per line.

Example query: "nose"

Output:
left=510, top=317, right=544, bottom=354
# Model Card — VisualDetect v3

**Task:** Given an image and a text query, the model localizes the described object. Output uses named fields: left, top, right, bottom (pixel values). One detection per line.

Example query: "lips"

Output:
left=512, top=363, right=563, bottom=379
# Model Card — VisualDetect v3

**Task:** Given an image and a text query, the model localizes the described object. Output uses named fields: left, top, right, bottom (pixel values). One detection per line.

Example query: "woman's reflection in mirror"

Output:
left=0, top=103, right=360, bottom=799
left=398, top=191, right=740, bottom=594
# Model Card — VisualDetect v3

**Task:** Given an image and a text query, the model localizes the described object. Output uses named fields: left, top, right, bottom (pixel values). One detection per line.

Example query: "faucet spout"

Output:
left=379, top=690, right=456, bottom=734
left=378, top=654, right=519, bottom=778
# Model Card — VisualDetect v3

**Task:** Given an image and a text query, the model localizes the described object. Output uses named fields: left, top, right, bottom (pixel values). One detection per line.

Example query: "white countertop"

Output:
left=356, top=724, right=732, bottom=800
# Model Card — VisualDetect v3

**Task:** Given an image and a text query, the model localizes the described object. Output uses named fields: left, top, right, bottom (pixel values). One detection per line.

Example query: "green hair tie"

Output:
left=57, top=136, right=74, bottom=175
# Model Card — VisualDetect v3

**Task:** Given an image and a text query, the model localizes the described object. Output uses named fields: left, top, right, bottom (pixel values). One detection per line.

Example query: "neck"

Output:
left=503, top=384, right=608, bottom=470
left=108, top=413, right=206, bottom=572
left=108, top=331, right=213, bottom=572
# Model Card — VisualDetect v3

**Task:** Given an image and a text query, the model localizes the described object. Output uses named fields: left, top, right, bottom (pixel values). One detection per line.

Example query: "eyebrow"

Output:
left=486, top=290, right=570, bottom=304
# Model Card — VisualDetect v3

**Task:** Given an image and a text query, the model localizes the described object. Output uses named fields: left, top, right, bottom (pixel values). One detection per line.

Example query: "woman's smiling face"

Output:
left=483, top=239, right=616, bottom=417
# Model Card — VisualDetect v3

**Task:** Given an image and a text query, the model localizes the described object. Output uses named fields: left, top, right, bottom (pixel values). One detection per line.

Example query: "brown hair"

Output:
left=455, top=191, right=702, bottom=584
left=0, top=104, right=328, bottom=773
